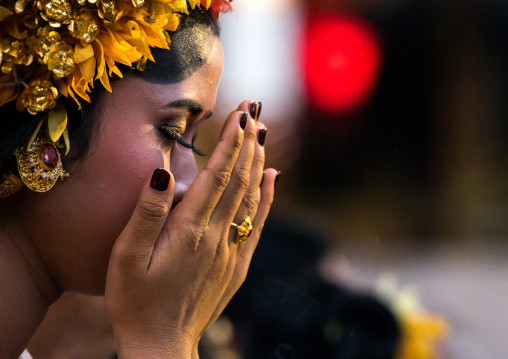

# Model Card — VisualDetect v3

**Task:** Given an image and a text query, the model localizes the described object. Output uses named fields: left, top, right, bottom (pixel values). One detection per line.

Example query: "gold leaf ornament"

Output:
left=68, top=11, right=99, bottom=44
left=34, top=26, right=61, bottom=61
left=26, top=119, right=44, bottom=152
left=45, top=43, right=75, bottom=77
left=40, top=0, right=72, bottom=24
left=98, top=0, right=122, bottom=25
left=0, top=6, right=14, bottom=21
left=48, top=104, right=67, bottom=143
left=20, top=79, right=59, bottom=115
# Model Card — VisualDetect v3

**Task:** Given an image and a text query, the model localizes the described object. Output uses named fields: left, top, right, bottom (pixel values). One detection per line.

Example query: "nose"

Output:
left=170, top=145, right=199, bottom=207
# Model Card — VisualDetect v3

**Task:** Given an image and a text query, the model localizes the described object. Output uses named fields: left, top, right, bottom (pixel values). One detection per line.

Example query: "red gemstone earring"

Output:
left=14, top=135, right=69, bottom=193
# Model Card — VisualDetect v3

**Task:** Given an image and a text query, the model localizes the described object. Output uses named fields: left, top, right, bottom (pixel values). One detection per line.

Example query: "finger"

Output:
left=239, top=122, right=266, bottom=220
left=111, top=169, right=174, bottom=272
left=210, top=109, right=261, bottom=232
left=223, top=169, right=278, bottom=308
left=201, top=168, right=277, bottom=335
left=228, top=123, right=266, bottom=249
left=170, top=111, right=245, bottom=229
left=240, top=168, right=278, bottom=260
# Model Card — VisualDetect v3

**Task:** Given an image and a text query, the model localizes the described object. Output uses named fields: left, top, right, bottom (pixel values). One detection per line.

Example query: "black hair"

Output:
left=0, top=6, right=219, bottom=175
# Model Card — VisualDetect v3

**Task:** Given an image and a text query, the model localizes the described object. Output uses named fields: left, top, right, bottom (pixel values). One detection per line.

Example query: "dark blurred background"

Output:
left=200, top=0, right=508, bottom=239
left=196, top=1, right=508, bottom=358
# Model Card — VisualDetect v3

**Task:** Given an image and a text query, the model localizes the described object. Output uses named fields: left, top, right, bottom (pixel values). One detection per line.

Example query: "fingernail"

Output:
left=150, top=169, right=170, bottom=191
left=258, top=128, right=267, bottom=146
left=260, top=172, right=265, bottom=187
left=275, top=171, right=281, bottom=185
left=240, top=112, right=248, bottom=130
left=249, top=102, right=259, bottom=120
left=257, top=102, right=262, bottom=120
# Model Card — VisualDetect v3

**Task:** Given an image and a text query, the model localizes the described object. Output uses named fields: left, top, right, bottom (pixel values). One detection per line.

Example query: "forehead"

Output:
left=102, top=37, right=223, bottom=120
left=143, top=36, right=224, bottom=110
left=140, top=24, right=220, bottom=85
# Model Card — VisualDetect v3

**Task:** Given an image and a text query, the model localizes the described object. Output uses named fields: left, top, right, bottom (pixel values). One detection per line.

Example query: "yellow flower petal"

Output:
left=98, top=31, right=133, bottom=66
left=54, top=77, right=68, bottom=98
left=170, top=0, right=189, bottom=14
left=74, top=43, right=95, bottom=63
left=63, top=127, right=70, bottom=155
left=99, top=64, right=112, bottom=92
left=187, top=0, right=200, bottom=9
left=163, top=13, right=181, bottom=32
left=105, top=56, right=124, bottom=78
left=0, top=85, right=18, bottom=107
left=0, top=6, right=13, bottom=21
left=48, top=104, right=68, bottom=143
left=91, top=39, right=106, bottom=79
left=26, top=120, right=43, bottom=152
left=79, top=56, right=96, bottom=82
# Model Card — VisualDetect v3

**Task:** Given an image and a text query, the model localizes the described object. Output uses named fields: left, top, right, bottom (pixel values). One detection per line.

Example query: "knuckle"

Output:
left=242, top=193, right=257, bottom=213
left=174, top=219, right=208, bottom=251
left=232, top=132, right=243, bottom=152
left=212, top=170, right=231, bottom=191
left=111, top=241, right=140, bottom=269
left=244, top=128, right=257, bottom=144
left=233, top=167, right=251, bottom=190
left=252, top=155, right=265, bottom=170
left=253, top=222, right=265, bottom=237
left=233, top=272, right=247, bottom=288
left=138, top=201, right=170, bottom=222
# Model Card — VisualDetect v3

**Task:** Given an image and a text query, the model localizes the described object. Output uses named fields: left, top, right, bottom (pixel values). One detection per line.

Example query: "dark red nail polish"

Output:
left=257, top=102, right=262, bottom=120
left=150, top=169, right=170, bottom=191
left=258, top=128, right=267, bottom=146
left=249, top=102, right=259, bottom=120
left=275, top=171, right=281, bottom=185
left=240, top=112, right=248, bottom=130
left=260, top=172, right=265, bottom=187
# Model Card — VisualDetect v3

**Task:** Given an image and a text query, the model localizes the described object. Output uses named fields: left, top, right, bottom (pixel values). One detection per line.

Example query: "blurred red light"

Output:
left=302, top=15, right=382, bottom=115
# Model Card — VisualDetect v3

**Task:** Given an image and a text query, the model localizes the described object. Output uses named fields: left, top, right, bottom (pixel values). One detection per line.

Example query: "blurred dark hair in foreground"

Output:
left=200, top=214, right=401, bottom=359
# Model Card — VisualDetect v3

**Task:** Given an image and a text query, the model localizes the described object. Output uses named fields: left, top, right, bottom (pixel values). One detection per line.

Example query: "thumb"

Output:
left=112, top=168, right=174, bottom=271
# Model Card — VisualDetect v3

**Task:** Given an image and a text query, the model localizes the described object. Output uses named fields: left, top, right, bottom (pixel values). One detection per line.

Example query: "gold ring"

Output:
left=231, top=216, right=252, bottom=244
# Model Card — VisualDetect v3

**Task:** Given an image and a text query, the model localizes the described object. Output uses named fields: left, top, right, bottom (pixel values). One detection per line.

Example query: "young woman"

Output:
left=0, top=1, right=278, bottom=358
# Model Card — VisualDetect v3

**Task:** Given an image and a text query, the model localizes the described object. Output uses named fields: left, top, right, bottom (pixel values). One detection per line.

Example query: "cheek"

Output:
left=47, top=126, right=168, bottom=291
left=85, top=128, right=167, bottom=223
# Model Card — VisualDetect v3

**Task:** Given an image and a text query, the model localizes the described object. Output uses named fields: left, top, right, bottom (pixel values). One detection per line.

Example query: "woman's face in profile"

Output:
left=24, top=35, right=224, bottom=294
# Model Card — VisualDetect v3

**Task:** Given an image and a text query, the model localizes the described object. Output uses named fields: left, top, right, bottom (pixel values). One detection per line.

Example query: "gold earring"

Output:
left=0, top=168, right=25, bottom=199
left=14, top=136, right=69, bottom=193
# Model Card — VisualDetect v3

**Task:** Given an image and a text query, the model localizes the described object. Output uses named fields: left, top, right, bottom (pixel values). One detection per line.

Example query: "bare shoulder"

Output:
left=0, top=230, right=48, bottom=359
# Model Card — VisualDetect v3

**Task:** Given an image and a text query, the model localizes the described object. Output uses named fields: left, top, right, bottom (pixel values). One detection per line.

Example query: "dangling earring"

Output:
left=14, top=129, right=69, bottom=193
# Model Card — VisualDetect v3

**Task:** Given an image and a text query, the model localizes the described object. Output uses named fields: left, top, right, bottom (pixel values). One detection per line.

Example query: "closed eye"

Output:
left=159, top=125, right=204, bottom=156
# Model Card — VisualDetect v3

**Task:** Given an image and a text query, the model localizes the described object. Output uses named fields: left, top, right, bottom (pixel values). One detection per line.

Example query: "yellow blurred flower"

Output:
left=375, top=274, right=451, bottom=359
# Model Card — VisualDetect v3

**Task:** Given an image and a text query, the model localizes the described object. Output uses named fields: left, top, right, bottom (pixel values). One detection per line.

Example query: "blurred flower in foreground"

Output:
left=375, top=274, right=451, bottom=359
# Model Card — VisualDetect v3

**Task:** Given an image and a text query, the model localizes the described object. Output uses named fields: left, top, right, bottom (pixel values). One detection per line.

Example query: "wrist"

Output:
left=191, top=337, right=201, bottom=359
left=114, top=325, right=195, bottom=359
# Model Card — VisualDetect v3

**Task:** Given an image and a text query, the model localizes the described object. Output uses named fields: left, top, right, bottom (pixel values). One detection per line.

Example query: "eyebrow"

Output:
left=165, top=99, right=204, bottom=115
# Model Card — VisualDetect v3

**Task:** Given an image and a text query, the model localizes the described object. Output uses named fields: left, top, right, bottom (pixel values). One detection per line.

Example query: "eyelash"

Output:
left=159, top=125, right=205, bottom=156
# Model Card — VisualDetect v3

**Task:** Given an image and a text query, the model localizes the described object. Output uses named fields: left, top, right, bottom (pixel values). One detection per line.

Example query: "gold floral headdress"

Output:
left=0, top=0, right=232, bottom=153
left=0, top=0, right=231, bottom=198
